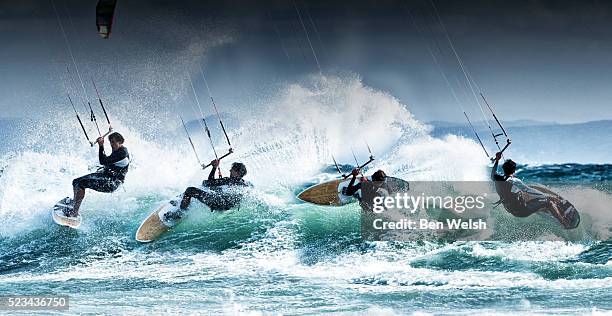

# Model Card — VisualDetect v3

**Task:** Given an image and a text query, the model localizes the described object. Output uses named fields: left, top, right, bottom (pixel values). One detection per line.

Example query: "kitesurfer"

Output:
left=66, top=130, right=130, bottom=217
left=491, top=152, right=567, bottom=222
left=177, top=158, right=249, bottom=213
left=343, top=168, right=388, bottom=211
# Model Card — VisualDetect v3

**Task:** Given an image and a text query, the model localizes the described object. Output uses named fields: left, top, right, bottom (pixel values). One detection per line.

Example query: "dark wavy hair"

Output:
left=108, top=132, right=124, bottom=144
left=502, top=159, right=516, bottom=176
left=231, top=162, right=247, bottom=178
left=372, top=170, right=386, bottom=182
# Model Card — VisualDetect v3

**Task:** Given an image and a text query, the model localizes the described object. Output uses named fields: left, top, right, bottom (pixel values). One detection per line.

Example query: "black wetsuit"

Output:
left=491, top=160, right=546, bottom=217
left=72, top=146, right=130, bottom=193
left=344, top=176, right=387, bottom=211
left=183, top=165, right=248, bottom=211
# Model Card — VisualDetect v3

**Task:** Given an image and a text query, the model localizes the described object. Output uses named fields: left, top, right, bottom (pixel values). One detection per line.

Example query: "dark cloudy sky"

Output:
left=1, top=0, right=612, bottom=123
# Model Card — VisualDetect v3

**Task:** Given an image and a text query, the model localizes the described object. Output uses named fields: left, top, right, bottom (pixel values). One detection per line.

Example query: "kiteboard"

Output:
left=51, top=197, right=82, bottom=229
left=135, top=196, right=186, bottom=242
left=297, top=176, right=409, bottom=206
left=529, top=184, right=581, bottom=229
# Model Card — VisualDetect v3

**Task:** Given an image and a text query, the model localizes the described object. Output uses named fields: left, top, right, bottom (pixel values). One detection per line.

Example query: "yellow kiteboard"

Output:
left=297, top=176, right=409, bottom=206
left=135, top=197, right=184, bottom=242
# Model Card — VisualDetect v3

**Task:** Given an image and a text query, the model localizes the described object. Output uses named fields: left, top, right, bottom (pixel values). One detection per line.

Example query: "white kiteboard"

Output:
left=51, top=197, right=82, bottom=229
left=135, top=196, right=184, bottom=242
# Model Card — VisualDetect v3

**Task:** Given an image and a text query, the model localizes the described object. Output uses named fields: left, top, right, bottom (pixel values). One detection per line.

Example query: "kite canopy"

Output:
left=96, top=0, right=117, bottom=39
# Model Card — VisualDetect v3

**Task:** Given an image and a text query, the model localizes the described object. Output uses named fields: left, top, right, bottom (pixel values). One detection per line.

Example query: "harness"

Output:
left=96, top=155, right=130, bottom=181
left=493, top=175, right=528, bottom=214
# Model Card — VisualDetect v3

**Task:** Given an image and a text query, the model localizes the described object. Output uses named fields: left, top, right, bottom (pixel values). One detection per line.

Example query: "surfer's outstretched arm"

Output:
left=491, top=152, right=502, bottom=180
left=344, top=168, right=361, bottom=196
left=208, top=159, right=219, bottom=181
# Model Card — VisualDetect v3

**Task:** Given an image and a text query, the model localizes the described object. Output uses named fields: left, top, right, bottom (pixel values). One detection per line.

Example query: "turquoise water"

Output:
left=0, top=77, right=610, bottom=314
left=0, top=164, right=610, bottom=314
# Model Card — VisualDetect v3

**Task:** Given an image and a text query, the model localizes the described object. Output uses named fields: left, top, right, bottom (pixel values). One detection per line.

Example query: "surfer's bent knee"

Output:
left=72, top=177, right=84, bottom=190
left=184, top=187, right=201, bottom=197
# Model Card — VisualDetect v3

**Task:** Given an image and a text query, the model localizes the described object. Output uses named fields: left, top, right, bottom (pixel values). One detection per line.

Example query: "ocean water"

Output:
left=0, top=75, right=610, bottom=314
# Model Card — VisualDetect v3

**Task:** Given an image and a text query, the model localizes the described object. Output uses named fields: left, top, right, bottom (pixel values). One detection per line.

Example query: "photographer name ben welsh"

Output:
left=371, top=217, right=487, bottom=230
left=369, top=193, right=488, bottom=231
